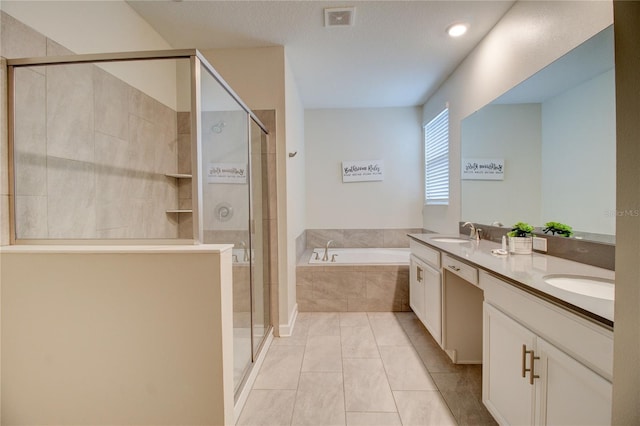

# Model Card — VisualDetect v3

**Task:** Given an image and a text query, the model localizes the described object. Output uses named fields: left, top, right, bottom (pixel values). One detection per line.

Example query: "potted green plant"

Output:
left=543, top=221, right=573, bottom=237
left=507, top=222, right=534, bottom=254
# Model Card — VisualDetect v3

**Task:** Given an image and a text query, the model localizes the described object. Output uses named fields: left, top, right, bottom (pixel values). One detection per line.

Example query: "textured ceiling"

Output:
left=128, top=0, right=515, bottom=109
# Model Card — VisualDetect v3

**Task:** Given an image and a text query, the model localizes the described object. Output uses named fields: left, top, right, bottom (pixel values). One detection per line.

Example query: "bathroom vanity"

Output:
left=408, top=234, right=614, bottom=425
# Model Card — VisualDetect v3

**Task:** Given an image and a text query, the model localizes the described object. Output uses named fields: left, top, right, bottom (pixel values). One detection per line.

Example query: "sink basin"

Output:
left=430, top=237, right=471, bottom=244
left=543, top=275, right=615, bottom=300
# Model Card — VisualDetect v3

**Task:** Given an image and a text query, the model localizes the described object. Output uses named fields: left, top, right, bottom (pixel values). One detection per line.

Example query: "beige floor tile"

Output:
left=302, top=335, right=342, bottom=372
left=346, top=412, right=402, bottom=426
left=368, top=312, right=412, bottom=346
left=253, top=345, right=304, bottom=389
left=307, top=312, right=341, bottom=336
left=339, top=312, right=370, bottom=327
left=341, top=326, right=380, bottom=358
left=379, top=346, right=437, bottom=390
left=237, top=389, right=296, bottom=426
left=393, top=390, right=457, bottom=426
left=343, top=358, right=396, bottom=412
left=291, top=372, right=345, bottom=426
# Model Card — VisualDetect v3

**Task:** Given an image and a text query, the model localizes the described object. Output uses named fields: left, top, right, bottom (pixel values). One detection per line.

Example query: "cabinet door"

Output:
left=422, top=261, right=442, bottom=345
left=484, top=303, right=536, bottom=426
left=535, top=338, right=612, bottom=426
left=409, top=255, right=426, bottom=323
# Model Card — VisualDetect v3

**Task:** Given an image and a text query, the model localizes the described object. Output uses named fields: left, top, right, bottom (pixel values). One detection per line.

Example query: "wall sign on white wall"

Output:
left=207, top=162, right=247, bottom=184
left=342, top=160, right=384, bottom=182
left=462, top=158, right=504, bottom=180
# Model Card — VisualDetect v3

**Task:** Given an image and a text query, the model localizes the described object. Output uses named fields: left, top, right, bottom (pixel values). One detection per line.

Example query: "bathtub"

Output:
left=298, top=247, right=411, bottom=312
left=308, top=247, right=410, bottom=264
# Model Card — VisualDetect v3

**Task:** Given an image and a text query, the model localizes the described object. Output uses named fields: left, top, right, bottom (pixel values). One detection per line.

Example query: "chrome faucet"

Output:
left=322, top=240, right=333, bottom=262
left=463, top=222, right=482, bottom=242
left=491, top=221, right=504, bottom=227
left=240, top=241, right=249, bottom=262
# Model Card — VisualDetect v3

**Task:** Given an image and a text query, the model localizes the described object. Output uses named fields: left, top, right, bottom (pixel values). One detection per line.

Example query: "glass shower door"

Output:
left=198, top=64, right=252, bottom=394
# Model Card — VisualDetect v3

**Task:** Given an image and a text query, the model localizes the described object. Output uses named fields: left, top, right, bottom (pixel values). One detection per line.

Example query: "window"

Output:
left=424, top=108, right=449, bottom=205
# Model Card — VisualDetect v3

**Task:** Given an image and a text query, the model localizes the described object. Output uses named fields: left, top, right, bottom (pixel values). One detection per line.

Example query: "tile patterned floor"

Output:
left=237, top=311, right=497, bottom=426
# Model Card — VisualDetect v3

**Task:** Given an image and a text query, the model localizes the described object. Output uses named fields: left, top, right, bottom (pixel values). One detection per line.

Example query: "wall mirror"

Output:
left=461, top=25, right=615, bottom=243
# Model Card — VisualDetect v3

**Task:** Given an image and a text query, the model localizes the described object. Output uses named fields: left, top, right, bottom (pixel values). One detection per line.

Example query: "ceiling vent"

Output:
left=324, top=7, right=355, bottom=27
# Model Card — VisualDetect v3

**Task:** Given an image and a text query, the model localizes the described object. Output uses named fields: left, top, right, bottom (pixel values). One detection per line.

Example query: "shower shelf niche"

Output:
left=165, top=173, right=192, bottom=213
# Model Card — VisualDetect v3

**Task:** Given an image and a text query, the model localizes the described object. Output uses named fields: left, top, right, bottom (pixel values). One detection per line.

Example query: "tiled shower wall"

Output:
left=2, top=12, right=180, bottom=240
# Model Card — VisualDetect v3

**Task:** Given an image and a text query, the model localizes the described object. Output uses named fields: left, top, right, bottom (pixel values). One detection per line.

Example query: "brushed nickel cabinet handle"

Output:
left=529, top=349, right=540, bottom=385
left=522, top=344, right=528, bottom=378
left=448, top=265, right=461, bottom=272
left=417, top=266, right=423, bottom=283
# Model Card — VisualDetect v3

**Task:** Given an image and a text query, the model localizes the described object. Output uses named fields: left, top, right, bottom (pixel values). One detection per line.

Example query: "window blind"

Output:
left=425, top=108, right=449, bottom=205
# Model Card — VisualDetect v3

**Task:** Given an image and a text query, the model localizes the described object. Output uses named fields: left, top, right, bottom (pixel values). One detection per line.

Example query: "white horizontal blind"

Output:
left=424, top=108, right=449, bottom=205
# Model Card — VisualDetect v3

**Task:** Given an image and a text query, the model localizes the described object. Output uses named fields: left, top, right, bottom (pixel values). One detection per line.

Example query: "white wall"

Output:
left=305, top=107, right=423, bottom=229
left=284, top=54, right=306, bottom=323
left=461, top=104, right=542, bottom=227
left=1, top=1, right=178, bottom=110
left=422, top=1, right=613, bottom=233
left=541, top=69, right=616, bottom=235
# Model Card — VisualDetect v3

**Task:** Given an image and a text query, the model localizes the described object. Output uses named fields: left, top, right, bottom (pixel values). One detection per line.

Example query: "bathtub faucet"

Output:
left=240, top=241, right=249, bottom=262
left=322, top=240, right=333, bottom=262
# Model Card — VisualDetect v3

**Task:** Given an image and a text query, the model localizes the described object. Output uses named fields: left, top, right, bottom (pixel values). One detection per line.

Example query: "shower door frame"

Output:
left=6, top=49, right=268, bottom=245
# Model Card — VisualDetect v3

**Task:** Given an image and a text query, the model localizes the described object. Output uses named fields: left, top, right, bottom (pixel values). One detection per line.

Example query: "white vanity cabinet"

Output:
left=409, top=240, right=442, bottom=345
left=482, top=271, right=613, bottom=425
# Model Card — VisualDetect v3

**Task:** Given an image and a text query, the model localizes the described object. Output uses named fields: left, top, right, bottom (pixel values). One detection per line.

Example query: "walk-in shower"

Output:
left=7, top=49, right=274, bottom=398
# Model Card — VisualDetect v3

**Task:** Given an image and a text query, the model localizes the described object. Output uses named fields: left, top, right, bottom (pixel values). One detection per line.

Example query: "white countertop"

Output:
left=409, top=234, right=614, bottom=327
left=0, top=243, right=234, bottom=254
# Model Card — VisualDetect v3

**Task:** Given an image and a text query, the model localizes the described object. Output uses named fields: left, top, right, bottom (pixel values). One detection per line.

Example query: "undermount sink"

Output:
left=543, top=275, right=615, bottom=301
left=430, top=237, right=471, bottom=244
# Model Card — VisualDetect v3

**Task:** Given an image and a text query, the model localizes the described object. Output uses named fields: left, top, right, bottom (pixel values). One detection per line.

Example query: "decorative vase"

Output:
left=508, top=236, right=533, bottom=255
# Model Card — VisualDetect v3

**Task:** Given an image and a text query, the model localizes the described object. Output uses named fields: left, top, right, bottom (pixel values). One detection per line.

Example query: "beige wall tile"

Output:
left=46, top=63, right=94, bottom=163
left=383, top=228, right=423, bottom=248
left=298, top=298, right=348, bottom=312
left=1, top=194, right=11, bottom=245
left=314, top=271, right=365, bottom=299
left=1, top=58, right=8, bottom=196
left=344, top=229, right=384, bottom=248
left=177, top=111, right=191, bottom=135
left=94, top=67, right=129, bottom=140
left=307, top=229, right=344, bottom=248
left=177, top=134, right=192, bottom=174
left=14, top=195, right=48, bottom=238
left=14, top=67, right=46, bottom=196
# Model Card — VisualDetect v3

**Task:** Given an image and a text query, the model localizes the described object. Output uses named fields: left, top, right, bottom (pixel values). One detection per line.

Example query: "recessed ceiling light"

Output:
left=447, top=23, right=469, bottom=38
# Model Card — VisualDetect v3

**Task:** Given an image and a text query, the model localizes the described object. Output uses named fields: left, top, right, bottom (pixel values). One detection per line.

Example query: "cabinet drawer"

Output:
left=442, top=253, right=478, bottom=286
left=410, top=240, right=440, bottom=268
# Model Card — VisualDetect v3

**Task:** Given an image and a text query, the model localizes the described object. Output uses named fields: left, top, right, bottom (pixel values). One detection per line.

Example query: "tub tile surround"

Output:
left=296, top=228, right=422, bottom=313
left=461, top=222, right=615, bottom=270
left=3, top=11, right=181, bottom=240
left=305, top=228, right=426, bottom=250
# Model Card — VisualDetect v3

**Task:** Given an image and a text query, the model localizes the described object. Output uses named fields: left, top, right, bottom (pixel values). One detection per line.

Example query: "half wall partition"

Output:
left=6, top=49, right=274, bottom=398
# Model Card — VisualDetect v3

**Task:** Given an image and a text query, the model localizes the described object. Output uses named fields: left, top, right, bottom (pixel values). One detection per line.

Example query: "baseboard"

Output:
left=278, top=303, right=298, bottom=337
